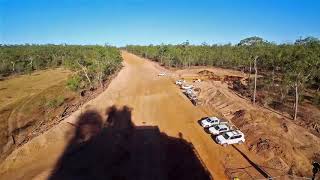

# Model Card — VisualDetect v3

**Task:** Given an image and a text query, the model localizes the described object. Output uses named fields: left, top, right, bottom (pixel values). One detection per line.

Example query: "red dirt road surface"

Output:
left=0, top=52, right=270, bottom=179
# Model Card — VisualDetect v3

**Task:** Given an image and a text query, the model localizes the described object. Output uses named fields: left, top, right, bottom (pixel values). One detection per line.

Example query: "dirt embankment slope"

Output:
left=0, top=69, right=73, bottom=160
left=174, top=66, right=320, bottom=178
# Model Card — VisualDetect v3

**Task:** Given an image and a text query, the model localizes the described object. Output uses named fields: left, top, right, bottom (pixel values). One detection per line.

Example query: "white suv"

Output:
left=200, top=117, right=221, bottom=128
left=209, top=124, right=230, bottom=135
left=215, top=130, right=245, bottom=146
left=175, top=79, right=186, bottom=86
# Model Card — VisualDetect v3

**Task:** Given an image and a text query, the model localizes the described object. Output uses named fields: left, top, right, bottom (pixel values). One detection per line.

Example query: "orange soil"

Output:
left=0, top=52, right=284, bottom=179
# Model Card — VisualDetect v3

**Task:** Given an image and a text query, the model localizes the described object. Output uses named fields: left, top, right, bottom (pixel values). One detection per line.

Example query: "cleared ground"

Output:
left=0, top=68, right=74, bottom=160
left=1, top=52, right=316, bottom=179
left=0, top=68, right=71, bottom=110
left=171, top=65, right=320, bottom=178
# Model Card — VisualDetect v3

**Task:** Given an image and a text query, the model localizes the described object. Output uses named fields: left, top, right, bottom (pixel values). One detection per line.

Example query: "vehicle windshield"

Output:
left=223, top=133, right=230, bottom=139
left=214, top=126, right=220, bottom=130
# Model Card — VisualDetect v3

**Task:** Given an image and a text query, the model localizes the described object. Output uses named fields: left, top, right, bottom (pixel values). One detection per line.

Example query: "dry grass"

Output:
left=0, top=68, right=74, bottom=157
left=0, top=68, right=71, bottom=109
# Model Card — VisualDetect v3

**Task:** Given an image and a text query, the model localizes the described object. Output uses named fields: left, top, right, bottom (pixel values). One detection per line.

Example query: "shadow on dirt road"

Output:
left=49, top=105, right=212, bottom=180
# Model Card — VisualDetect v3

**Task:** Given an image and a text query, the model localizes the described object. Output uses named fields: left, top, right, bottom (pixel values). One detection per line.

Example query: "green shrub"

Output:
left=47, top=96, right=65, bottom=108
left=66, top=75, right=82, bottom=91
left=313, top=93, right=320, bottom=107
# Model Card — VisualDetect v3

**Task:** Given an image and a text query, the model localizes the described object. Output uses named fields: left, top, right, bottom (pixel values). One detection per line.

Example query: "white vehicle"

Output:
left=187, top=92, right=197, bottom=100
left=208, top=124, right=230, bottom=135
left=183, top=89, right=195, bottom=95
left=181, top=84, right=194, bottom=90
left=158, top=72, right=166, bottom=76
left=215, top=130, right=245, bottom=146
left=175, top=79, right=186, bottom=86
left=200, top=117, right=221, bottom=128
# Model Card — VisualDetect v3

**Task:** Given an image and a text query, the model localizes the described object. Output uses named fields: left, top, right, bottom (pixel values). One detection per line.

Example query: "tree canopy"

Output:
left=126, top=37, right=320, bottom=118
left=0, top=44, right=123, bottom=90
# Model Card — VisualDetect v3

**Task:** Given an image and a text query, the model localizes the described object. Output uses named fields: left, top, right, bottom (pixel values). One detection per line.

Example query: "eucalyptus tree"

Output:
left=284, top=42, right=319, bottom=120
left=126, top=36, right=320, bottom=120
left=237, top=36, right=268, bottom=104
left=0, top=44, right=122, bottom=90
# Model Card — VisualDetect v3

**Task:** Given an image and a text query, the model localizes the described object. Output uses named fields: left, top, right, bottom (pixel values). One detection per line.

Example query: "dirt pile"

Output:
left=220, top=90, right=320, bottom=176
left=231, top=110, right=291, bottom=172
left=198, top=70, right=222, bottom=81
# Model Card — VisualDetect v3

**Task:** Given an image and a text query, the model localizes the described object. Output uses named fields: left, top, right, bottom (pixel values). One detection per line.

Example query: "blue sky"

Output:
left=1, top=0, right=320, bottom=46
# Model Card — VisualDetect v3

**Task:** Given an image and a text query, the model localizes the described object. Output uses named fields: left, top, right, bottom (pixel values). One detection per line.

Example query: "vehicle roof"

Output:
left=209, top=117, right=220, bottom=121
left=217, top=124, right=228, bottom=128
left=226, top=130, right=243, bottom=136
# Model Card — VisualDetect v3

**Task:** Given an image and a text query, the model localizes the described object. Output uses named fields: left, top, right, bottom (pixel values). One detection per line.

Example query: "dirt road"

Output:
left=0, top=52, right=267, bottom=179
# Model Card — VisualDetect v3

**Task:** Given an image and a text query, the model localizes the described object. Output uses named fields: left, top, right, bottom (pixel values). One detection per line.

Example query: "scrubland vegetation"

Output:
left=126, top=37, right=320, bottom=121
left=0, top=44, right=123, bottom=90
left=0, top=45, right=122, bottom=160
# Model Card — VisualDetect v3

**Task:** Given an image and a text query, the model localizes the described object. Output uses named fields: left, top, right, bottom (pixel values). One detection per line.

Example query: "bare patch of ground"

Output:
left=0, top=68, right=120, bottom=163
left=171, top=67, right=320, bottom=178
left=0, top=69, right=72, bottom=160
left=1, top=53, right=318, bottom=180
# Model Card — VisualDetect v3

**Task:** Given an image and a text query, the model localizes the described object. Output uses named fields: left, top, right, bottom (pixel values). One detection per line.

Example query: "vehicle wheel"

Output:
left=239, top=141, right=244, bottom=144
left=222, top=143, right=227, bottom=147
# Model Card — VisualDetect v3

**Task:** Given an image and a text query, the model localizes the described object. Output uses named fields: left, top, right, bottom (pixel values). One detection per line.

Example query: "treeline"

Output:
left=0, top=44, right=123, bottom=90
left=126, top=37, right=320, bottom=120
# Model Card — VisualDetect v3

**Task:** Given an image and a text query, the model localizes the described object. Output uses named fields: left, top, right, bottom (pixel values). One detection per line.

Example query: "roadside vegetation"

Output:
left=0, top=44, right=123, bottom=90
left=126, top=37, right=320, bottom=121
left=0, top=45, right=122, bottom=160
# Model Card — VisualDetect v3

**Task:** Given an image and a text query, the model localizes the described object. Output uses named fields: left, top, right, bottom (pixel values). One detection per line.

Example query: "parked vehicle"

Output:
left=182, top=88, right=198, bottom=105
left=188, top=93, right=197, bottom=100
left=183, top=89, right=195, bottom=95
left=158, top=72, right=166, bottom=76
left=208, top=124, right=230, bottom=135
left=215, top=130, right=245, bottom=146
left=175, top=79, right=186, bottom=85
left=200, top=117, right=221, bottom=128
left=181, top=84, right=194, bottom=90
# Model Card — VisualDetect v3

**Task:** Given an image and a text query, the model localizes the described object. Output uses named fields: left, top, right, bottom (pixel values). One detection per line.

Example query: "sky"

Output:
left=0, top=0, right=320, bottom=46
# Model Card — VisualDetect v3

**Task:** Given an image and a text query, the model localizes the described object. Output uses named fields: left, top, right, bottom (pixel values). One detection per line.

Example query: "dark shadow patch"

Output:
left=232, top=145, right=271, bottom=179
left=204, top=128, right=212, bottom=134
left=49, top=106, right=212, bottom=180
left=210, top=134, right=218, bottom=143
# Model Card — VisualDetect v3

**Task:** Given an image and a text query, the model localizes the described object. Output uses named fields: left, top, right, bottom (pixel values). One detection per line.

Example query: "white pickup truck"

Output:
left=200, top=117, right=223, bottom=128
left=208, top=124, right=230, bottom=135
left=215, top=130, right=245, bottom=146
